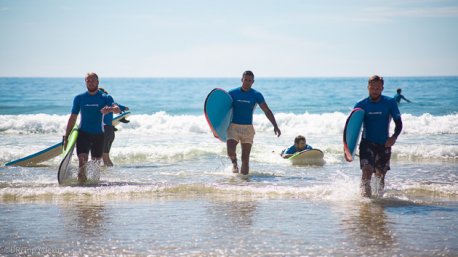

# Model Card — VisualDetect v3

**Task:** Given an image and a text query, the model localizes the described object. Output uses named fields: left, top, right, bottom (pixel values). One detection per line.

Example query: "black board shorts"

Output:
left=103, top=125, right=115, bottom=153
left=359, top=139, right=391, bottom=172
left=76, top=130, right=104, bottom=158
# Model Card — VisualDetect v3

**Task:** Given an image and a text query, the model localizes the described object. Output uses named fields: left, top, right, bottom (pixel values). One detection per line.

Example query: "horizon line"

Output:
left=1, top=75, right=457, bottom=79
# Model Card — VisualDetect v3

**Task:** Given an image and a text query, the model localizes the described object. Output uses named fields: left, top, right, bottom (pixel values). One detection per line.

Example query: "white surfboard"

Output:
left=288, top=149, right=325, bottom=165
left=58, top=125, right=78, bottom=184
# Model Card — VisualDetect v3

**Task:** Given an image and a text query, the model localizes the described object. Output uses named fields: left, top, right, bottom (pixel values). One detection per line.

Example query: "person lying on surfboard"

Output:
left=281, top=135, right=313, bottom=159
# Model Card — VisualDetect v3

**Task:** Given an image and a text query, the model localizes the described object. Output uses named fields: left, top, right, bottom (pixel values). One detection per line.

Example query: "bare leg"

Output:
left=102, top=153, right=114, bottom=167
left=374, top=168, right=387, bottom=197
left=240, top=143, right=252, bottom=175
left=361, top=165, right=374, bottom=197
left=227, top=139, right=239, bottom=173
left=374, top=169, right=386, bottom=184
left=77, top=153, right=88, bottom=183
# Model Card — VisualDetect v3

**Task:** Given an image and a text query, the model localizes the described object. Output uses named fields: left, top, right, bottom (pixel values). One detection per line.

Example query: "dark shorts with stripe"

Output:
left=103, top=125, right=115, bottom=153
left=76, top=130, right=104, bottom=158
left=359, top=139, right=391, bottom=172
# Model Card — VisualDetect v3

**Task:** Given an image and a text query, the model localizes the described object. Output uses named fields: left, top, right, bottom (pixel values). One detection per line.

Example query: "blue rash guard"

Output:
left=354, top=95, right=402, bottom=145
left=228, top=87, right=265, bottom=125
left=71, top=91, right=114, bottom=134
left=283, top=144, right=313, bottom=155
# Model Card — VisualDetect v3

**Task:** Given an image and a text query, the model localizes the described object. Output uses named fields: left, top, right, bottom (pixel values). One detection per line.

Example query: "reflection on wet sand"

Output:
left=59, top=201, right=108, bottom=239
left=338, top=200, right=398, bottom=255
left=207, top=198, right=258, bottom=229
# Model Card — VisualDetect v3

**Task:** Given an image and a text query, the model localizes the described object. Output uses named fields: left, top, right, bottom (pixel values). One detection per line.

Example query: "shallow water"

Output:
left=1, top=77, right=457, bottom=256
left=1, top=155, right=457, bottom=256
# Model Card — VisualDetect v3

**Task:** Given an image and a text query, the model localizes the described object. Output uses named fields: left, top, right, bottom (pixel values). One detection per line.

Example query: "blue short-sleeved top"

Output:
left=71, top=91, right=114, bottom=134
left=228, top=87, right=265, bottom=125
left=354, top=95, right=401, bottom=145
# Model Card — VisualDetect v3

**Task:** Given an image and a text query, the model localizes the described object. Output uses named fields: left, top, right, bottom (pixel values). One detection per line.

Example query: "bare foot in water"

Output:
left=77, top=168, right=87, bottom=183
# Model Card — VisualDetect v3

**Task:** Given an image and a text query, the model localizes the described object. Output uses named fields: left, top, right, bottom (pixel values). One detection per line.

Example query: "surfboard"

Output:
left=204, top=88, right=233, bottom=142
left=3, top=142, right=63, bottom=167
left=57, top=125, right=78, bottom=184
left=112, top=111, right=131, bottom=126
left=288, top=149, right=325, bottom=165
left=343, top=108, right=365, bottom=162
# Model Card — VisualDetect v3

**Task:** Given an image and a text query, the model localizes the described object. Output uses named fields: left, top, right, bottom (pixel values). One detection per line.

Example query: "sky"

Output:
left=0, top=0, right=457, bottom=77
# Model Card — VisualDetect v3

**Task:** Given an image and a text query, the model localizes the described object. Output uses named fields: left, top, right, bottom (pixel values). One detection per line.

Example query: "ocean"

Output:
left=0, top=77, right=457, bottom=256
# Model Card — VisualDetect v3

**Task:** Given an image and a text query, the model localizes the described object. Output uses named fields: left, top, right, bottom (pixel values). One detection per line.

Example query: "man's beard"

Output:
left=88, top=87, right=98, bottom=93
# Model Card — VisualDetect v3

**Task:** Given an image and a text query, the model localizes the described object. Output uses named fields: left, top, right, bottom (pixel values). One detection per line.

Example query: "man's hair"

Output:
left=368, top=75, right=384, bottom=85
left=99, top=87, right=108, bottom=94
left=397, top=88, right=402, bottom=93
left=243, top=70, right=254, bottom=79
left=294, top=135, right=306, bottom=144
left=86, top=72, right=99, bottom=80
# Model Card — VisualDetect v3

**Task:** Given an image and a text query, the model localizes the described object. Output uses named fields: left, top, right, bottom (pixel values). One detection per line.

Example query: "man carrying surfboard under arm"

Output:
left=63, top=73, right=120, bottom=183
left=355, top=75, right=403, bottom=197
left=227, top=70, right=281, bottom=175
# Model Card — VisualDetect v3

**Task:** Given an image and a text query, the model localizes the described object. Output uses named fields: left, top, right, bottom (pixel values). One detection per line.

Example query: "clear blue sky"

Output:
left=0, top=0, right=457, bottom=77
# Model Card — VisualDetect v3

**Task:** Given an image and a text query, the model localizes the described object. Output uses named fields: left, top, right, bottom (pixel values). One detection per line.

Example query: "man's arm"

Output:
left=101, top=104, right=121, bottom=115
left=280, top=149, right=293, bottom=159
left=259, top=102, right=281, bottom=137
left=385, top=118, right=403, bottom=147
left=282, top=153, right=293, bottom=159
left=117, top=103, right=129, bottom=112
left=401, top=95, right=411, bottom=103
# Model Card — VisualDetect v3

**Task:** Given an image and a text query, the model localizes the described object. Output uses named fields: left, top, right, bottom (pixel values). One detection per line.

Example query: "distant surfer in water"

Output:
left=63, top=73, right=120, bottom=183
left=227, top=70, right=281, bottom=175
left=354, top=75, right=403, bottom=197
left=281, top=135, right=313, bottom=159
left=394, top=88, right=411, bottom=104
left=98, top=88, right=129, bottom=167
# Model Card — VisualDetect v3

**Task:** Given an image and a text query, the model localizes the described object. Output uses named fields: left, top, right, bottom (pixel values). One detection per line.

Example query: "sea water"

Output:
left=0, top=77, right=457, bottom=256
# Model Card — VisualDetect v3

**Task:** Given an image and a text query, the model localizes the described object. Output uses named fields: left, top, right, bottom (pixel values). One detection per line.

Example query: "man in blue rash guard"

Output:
left=394, top=88, right=411, bottom=104
left=354, top=75, right=403, bottom=197
left=281, top=135, right=313, bottom=159
left=99, top=87, right=129, bottom=167
left=63, top=73, right=120, bottom=183
left=227, top=70, right=281, bottom=175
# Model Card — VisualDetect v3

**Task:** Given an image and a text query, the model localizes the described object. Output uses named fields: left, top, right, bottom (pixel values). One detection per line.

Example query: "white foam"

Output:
left=0, top=114, right=67, bottom=134
left=1, top=112, right=457, bottom=136
left=402, top=113, right=458, bottom=135
left=1, top=171, right=456, bottom=202
left=1, top=112, right=457, bottom=163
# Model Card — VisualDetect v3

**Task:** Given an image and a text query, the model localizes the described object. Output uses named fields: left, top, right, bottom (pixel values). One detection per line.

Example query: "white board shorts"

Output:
left=227, top=123, right=255, bottom=144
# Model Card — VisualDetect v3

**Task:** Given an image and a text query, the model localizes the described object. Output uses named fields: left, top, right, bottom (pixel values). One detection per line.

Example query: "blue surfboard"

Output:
left=343, top=108, right=365, bottom=162
left=112, top=111, right=131, bottom=126
left=3, top=142, right=63, bottom=167
left=204, top=88, right=233, bottom=142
